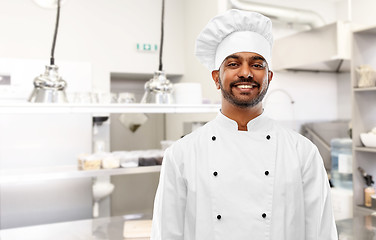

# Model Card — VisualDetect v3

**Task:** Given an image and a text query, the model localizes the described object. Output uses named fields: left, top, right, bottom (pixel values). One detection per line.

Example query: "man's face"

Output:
left=212, top=52, right=273, bottom=108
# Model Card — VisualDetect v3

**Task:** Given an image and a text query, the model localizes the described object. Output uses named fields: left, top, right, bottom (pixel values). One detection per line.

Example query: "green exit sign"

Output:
left=136, top=43, right=158, bottom=52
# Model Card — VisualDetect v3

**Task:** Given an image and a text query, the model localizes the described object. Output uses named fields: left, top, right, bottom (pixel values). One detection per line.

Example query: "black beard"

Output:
left=219, top=76, right=268, bottom=108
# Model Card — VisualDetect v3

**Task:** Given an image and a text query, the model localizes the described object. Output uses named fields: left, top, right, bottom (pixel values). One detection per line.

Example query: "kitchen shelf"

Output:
left=353, top=25, right=376, bottom=35
left=355, top=147, right=376, bottom=153
left=0, top=165, right=161, bottom=184
left=0, top=103, right=221, bottom=114
left=353, top=87, right=376, bottom=92
left=351, top=24, right=376, bottom=216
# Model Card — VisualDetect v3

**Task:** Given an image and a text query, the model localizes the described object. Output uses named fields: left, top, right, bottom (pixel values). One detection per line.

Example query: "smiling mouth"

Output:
left=235, top=84, right=257, bottom=89
left=232, top=82, right=259, bottom=90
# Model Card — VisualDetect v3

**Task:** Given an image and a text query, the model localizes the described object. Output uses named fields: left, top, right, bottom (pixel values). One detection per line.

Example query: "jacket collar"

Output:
left=215, top=110, right=269, bottom=132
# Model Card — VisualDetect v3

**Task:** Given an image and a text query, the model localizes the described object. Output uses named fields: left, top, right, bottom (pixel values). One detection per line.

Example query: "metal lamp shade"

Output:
left=141, top=71, right=174, bottom=104
left=28, top=65, right=68, bottom=103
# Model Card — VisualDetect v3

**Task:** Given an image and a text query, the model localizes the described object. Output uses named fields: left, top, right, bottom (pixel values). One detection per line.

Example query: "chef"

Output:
left=151, top=9, right=338, bottom=240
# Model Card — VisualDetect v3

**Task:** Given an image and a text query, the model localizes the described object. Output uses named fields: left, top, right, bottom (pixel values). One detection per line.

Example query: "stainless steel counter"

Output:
left=336, top=215, right=376, bottom=240
left=0, top=216, right=148, bottom=240
left=0, top=215, right=374, bottom=240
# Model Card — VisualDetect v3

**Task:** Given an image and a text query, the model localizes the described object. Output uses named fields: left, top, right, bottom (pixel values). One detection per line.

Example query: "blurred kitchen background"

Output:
left=1, top=0, right=376, bottom=239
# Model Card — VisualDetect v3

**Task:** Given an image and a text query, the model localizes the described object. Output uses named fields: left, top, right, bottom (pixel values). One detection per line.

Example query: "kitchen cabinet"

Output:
left=351, top=25, right=376, bottom=216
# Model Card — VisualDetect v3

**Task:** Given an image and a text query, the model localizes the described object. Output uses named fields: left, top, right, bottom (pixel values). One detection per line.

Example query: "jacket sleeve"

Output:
left=151, top=146, right=187, bottom=240
left=301, top=143, right=338, bottom=240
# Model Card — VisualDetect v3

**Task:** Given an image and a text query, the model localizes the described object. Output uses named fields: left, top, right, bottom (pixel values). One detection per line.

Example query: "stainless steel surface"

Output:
left=336, top=215, right=376, bottom=239
left=0, top=216, right=131, bottom=240
left=0, top=114, right=93, bottom=229
left=28, top=65, right=68, bottom=103
left=141, top=71, right=173, bottom=104
left=0, top=178, right=93, bottom=229
left=0, top=165, right=162, bottom=184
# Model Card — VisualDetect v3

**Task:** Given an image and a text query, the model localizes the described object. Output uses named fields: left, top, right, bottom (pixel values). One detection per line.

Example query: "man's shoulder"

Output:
left=268, top=118, right=316, bottom=149
left=269, top=119, right=321, bottom=169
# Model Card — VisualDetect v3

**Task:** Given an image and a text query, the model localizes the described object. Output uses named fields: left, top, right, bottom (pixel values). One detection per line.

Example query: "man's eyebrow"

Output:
left=224, top=54, right=266, bottom=62
left=252, top=55, right=266, bottom=62
left=224, top=54, right=241, bottom=61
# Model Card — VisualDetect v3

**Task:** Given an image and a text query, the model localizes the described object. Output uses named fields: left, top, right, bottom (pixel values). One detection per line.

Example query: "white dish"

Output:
left=360, top=133, right=376, bottom=147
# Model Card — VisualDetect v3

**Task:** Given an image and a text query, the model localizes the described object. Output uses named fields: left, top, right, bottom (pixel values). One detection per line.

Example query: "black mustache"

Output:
left=230, top=78, right=260, bottom=88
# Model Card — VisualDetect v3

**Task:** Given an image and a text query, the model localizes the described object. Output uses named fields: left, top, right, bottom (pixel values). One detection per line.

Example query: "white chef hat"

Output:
left=195, top=9, right=273, bottom=70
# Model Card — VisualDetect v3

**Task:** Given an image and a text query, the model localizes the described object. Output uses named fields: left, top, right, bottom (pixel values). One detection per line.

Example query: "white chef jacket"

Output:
left=151, top=112, right=338, bottom=240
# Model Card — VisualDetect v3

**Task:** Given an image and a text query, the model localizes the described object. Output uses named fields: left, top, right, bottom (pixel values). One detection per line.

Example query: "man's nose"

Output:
left=237, top=65, right=253, bottom=79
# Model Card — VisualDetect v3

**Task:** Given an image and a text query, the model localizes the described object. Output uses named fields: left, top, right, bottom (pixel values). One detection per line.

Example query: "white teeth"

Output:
left=237, top=85, right=253, bottom=89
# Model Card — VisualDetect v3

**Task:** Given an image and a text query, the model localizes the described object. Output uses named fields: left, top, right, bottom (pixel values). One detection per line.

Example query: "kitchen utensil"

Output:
left=118, top=92, right=136, bottom=103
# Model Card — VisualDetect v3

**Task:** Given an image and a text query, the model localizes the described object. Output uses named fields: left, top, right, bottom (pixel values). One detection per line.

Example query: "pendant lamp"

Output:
left=141, top=0, right=174, bottom=104
left=29, top=0, right=68, bottom=103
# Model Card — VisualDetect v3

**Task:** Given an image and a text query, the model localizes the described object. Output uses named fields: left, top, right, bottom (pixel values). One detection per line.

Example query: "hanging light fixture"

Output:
left=29, top=0, right=68, bottom=103
left=141, top=0, right=174, bottom=104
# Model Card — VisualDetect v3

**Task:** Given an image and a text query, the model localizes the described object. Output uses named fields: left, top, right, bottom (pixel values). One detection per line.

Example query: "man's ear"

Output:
left=268, top=70, right=273, bottom=84
left=212, top=70, right=220, bottom=90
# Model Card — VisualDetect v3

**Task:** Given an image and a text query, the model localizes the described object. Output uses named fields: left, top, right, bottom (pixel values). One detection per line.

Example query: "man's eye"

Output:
left=227, top=62, right=238, bottom=67
left=252, top=64, right=265, bottom=69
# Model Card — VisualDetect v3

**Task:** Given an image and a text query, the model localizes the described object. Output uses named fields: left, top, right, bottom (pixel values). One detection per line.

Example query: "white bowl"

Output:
left=93, top=182, right=114, bottom=201
left=360, top=133, right=376, bottom=147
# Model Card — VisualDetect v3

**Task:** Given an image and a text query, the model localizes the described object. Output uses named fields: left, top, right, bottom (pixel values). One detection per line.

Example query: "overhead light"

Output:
left=141, top=0, right=174, bottom=104
left=141, top=70, right=173, bottom=104
left=28, top=0, right=68, bottom=103
left=29, top=65, right=67, bottom=102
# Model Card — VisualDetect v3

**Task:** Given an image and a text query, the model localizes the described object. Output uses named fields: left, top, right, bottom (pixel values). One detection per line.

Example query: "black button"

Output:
left=266, top=135, right=271, bottom=140
left=265, top=171, right=269, bottom=176
left=262, top=213, right=267, bottom=218
left=213, top=171, right=218, bottom=176
left=217, top=215, right=221, bottom=220
left=212, top=136, right=216, bottom=141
